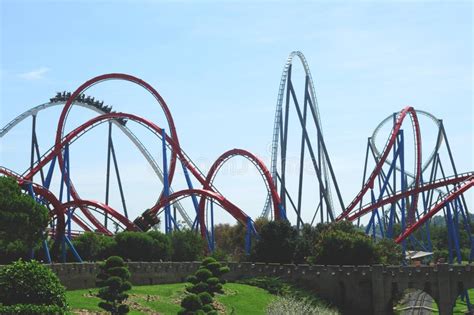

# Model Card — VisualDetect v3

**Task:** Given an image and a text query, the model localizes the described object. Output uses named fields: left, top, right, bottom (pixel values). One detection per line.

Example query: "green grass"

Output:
left=217, top=283, right=275, bottom=315
left=66, top=282, right=276, bottom=315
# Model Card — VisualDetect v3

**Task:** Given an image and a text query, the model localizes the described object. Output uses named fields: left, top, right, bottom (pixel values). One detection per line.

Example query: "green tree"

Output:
left=0, top=177, right=49, bottom=263
left=114, top=231, right=157, bottom=261
left=96, top=256, right=132, bottom=314
left=148, top=230, right=172, bottom=261
left=180, top=257, right=228, bottom=315
left=374, top=238, right=402, bottom=264
left=251, top=220, right=297, bottom=263
left=169, top=229, right=205, bottom=261
left=72, top=232, right=117, bottom=261
left=311, top=221, right=377, bottom=265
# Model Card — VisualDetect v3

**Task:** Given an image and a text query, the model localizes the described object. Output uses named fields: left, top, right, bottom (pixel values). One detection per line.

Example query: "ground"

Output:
left=66, top=282, right=275, bottom=315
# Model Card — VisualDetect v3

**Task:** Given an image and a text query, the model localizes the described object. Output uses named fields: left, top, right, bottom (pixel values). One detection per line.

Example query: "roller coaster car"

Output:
left=133, top=209, right=160, bottom=231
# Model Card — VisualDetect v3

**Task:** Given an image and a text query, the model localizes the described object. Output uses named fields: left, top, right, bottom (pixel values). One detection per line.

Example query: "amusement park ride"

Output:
left=0, top=51, right=472, bottom=264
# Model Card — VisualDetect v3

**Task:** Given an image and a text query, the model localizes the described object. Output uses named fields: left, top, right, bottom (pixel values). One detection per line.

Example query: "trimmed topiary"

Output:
left=0, top=260, right=67, bottom=310
left=180, top=257, right=229, bottom=314
left=201, top=304, right=214, bottom=312
left=96, top=256, right=132, bottom=314
left=181, top=293, right=202, bottom=311
left=198, top=292, right=213, bottom=305
left=195, top=268, right=212, bottom=282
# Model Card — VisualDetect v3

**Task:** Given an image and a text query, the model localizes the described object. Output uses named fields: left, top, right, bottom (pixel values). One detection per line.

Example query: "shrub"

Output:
left=0, top=304, right=66, bottom=314
left=180, top=257, right=229, bottom=314
left=169, top=229, right=205, bottom=261
left=96, top=256, right=132, bottom=314
left=0, top=260, right=67, bottom=309
left=267, top=296, right=340, bottom=315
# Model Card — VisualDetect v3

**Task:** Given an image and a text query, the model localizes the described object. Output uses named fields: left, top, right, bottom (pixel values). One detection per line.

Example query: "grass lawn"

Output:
left=66, top=282, right=275, bottom=315
left=429, top=288, right=474, bottom=314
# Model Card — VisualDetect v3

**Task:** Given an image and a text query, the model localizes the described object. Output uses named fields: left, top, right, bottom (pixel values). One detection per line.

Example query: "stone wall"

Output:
left=12, top=262, right=473, bottom=314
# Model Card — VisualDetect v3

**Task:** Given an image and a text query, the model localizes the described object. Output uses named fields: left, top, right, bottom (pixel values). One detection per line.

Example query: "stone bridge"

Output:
left=46, top=262, right=474, bottom=314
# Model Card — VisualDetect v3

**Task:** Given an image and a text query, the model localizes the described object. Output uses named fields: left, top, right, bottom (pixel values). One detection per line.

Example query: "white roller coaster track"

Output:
left=264, top=51, right=332, bottom=218
left=0, top=100, right=193, bottom=227
left=371, top=109, right=444, bottom=193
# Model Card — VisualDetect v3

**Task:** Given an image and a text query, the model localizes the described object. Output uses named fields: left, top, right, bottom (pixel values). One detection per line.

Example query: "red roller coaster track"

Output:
left=337, top=106, right=422, bottom=225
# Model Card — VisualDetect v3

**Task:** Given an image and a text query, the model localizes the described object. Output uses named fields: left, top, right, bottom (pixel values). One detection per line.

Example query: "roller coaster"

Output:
left=0, top=51, right=472, bottom=264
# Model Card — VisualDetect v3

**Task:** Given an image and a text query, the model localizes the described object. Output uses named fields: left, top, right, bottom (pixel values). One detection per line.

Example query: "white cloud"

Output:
left=18, top=67, right=50, bottom=80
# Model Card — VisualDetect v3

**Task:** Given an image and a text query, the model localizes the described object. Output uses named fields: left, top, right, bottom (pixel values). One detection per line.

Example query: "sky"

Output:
left=0, top=0, right=472, bottom=231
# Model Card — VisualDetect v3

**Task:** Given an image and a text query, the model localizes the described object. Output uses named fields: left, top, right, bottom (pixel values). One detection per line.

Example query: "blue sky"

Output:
left=1, top=1, right=472, bottom=228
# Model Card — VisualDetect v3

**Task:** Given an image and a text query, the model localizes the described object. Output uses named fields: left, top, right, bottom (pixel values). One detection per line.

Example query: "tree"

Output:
left=114, top=231, right=157, bottom=261
left=251, top=220, right=297, bottom=263
left=180, top=257, right=228, bottom=315
left=148, top=230, right=172, bottom=261
left=96, top=256, right=132, bottom=314
left=374, top=238, right=402, bottom=265
left=169, top=229, right=205, bottom=261
left=311, top=221, right=377, bottom=265
left=0, top=177, right=49, bottom=263
left=72, top=232, right=117, bottom=261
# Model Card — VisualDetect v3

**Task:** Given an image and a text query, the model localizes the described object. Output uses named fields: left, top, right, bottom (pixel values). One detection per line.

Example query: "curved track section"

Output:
left=346, top=172, right=474, bottom=222
left=268, top=51, right=332, bottom=217
left=371, top=109, right=442, bottom=184
left=395, top=176, right=474, bottom=243
left=21, top=112, right=253, bottom=233
left=337, top=106, right=422, bottom=224
left=0, top=100, right=193, bottom=227
left=197, top=148, right=283, bottom=236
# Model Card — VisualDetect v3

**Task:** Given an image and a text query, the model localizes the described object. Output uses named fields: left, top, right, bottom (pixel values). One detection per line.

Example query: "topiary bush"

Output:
left=179, top=257, right=229, bottom=314
left=0, top=260, right=67, bottom=310
left=96, top=256, right=132, bottom=314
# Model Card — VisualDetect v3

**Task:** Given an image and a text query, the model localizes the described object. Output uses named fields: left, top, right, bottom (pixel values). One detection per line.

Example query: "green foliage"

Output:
left=96, top=256, right=132, bottom=314
left=0, top=177, right=49, bottom=264
left=195, top=268, right=213, bottom=282
left=312, top=222, right=377, bottom=265
left=169, top=229, right=205, bottom=261
left=251, top=220, right=297, bottom=263
left=114, top=231, right=158, bottom=261
left=0, top=304, right=66, bottom=314
left=180, top=257, right=229, bottom=314
left=374, top=238, right=403, bottom=265
left=147, top=230, right=172, bottom=261
left=72, top=232, right=117, bottom=261
left=181, top=294, right=202, bottom=311
left=197, top=292, right=213, bottom=305
left=212, top=223, right=246, bottom=261
left=0, top=260, right=67, bottom=310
